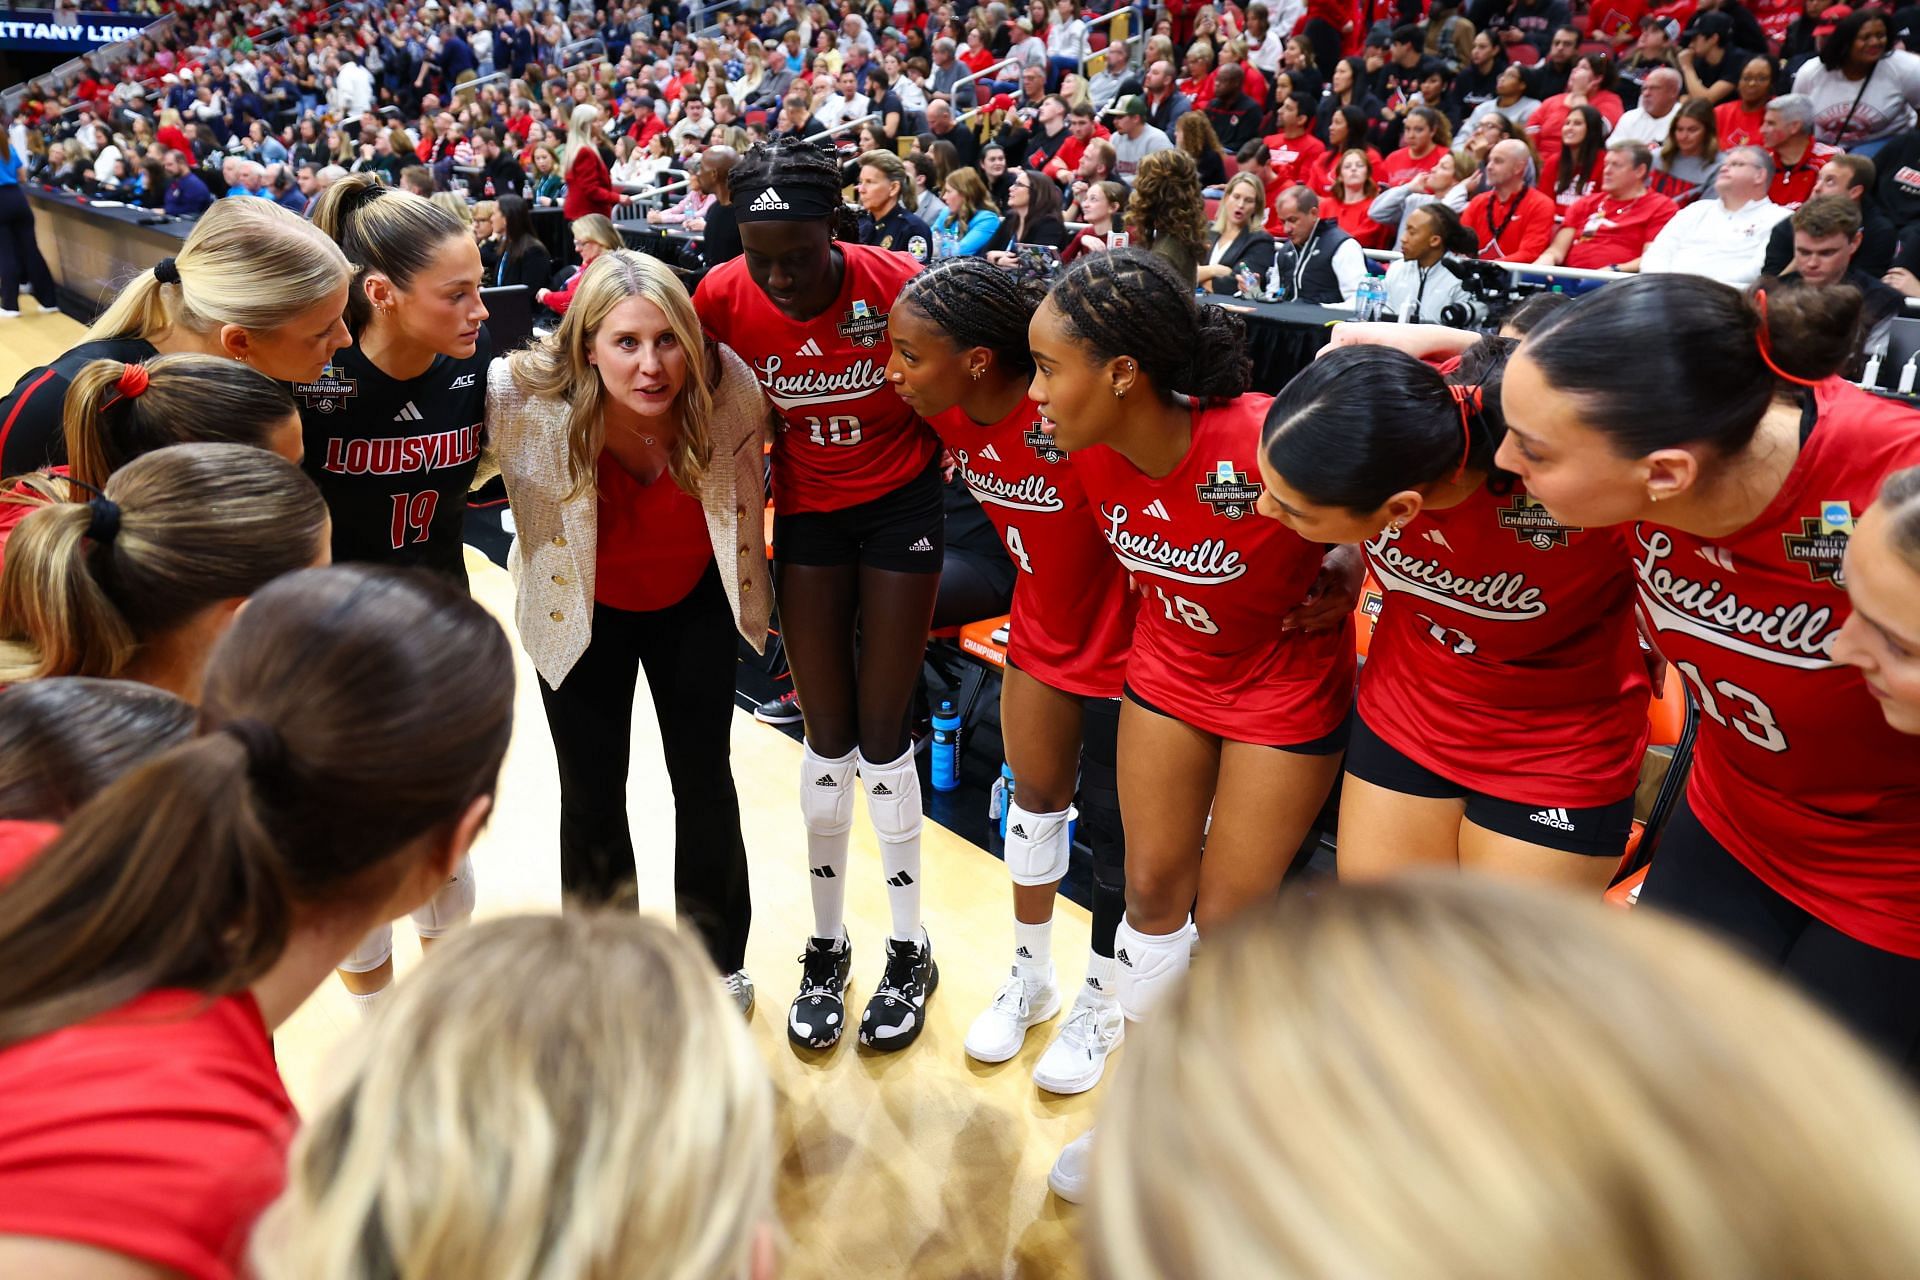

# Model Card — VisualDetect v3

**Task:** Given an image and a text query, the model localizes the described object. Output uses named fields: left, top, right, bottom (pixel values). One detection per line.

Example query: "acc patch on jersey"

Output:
left=1497, top=493, right=1577, bottom=550
left=1195, top=460, right=1261, bottom=519
left=291, top=365, right=357, bottom=414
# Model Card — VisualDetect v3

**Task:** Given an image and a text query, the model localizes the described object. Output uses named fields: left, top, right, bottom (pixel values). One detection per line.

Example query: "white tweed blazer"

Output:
left=483, top=344, right=774, bottom=689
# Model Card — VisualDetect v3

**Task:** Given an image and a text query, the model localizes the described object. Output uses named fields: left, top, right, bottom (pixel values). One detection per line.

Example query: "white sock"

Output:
left=860, top=747, right=924, bottom=945
left=347, top=986, right=389, bottom=1015
left=1014, top=918, right=1053, bottom=980
left=1083, top=951, right=1117, bottom=1002
left=801, top=742, right=858, bottom=941
left=1114, top=915, right=1193, bottom=1023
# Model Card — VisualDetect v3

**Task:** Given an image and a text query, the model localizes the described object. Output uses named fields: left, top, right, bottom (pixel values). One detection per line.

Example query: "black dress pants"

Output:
left=539, top=562, right=752, bottom=972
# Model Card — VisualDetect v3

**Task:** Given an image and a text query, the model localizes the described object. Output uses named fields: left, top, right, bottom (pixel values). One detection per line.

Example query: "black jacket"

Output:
left=1204, top=228, right=1278, bottom=291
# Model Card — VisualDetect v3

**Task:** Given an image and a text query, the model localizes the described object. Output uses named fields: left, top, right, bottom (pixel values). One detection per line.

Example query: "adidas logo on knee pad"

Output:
left=872, top=783, right=893, bottom=796
left=811, top=866, right=838, bottom=878
left=814, top=774, right=839, bottom=787
left=1116, top=948, right=1133, bottom=968
left=887, top=871, right=915, bottom=887
left=1010, top=823, right=1027, bottom=838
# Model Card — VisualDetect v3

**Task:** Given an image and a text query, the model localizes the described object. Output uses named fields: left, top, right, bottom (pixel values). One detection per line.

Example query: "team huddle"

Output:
left=0, top=132, right=1917, bottom=1273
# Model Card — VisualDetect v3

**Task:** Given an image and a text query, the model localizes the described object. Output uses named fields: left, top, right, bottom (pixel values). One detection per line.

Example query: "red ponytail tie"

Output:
left=1754, top=289, right=1824, bottom=389
left=1448, top=383, right=1482, bottom=483
left=115, top=363, right=150, bottom=398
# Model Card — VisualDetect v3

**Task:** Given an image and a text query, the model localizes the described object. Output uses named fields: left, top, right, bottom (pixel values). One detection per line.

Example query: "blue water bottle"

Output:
left=931, top=698, right=962, bottom=792
left=993, top=763, right=1016, bottom=838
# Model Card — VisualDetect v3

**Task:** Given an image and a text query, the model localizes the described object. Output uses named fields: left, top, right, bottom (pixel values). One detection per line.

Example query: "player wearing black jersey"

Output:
left=303, top=172, right=490, bottom=1009
left=301, top=174, right=490, bottom=591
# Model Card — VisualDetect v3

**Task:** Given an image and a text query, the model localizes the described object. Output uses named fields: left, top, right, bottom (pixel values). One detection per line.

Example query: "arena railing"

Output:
left=804, top=111, right=878, bottom=144
left=1360, top=248, right=1631, bottom=284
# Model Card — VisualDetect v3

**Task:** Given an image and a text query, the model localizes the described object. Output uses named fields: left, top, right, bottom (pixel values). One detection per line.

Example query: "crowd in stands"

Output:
left=8, top=0, right=1920, bottom=319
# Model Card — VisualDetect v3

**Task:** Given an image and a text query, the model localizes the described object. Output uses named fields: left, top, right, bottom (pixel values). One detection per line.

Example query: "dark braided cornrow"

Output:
left=730, top=136, right=860, bottom=241
left=1047, top=249, right=1251, bottom=402
left=898, top=259, right=1049, bottom=376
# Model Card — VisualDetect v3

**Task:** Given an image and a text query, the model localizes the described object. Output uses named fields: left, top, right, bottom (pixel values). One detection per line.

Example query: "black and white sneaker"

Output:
left=860, top=933, right=938, bottom=1051
left=788, top=934, right=852, bottom=1048
left=754, top=687, right=803, bottom=725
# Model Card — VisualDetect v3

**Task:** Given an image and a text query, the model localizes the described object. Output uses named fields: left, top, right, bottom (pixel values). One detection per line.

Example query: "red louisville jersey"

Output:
left=1359, top=484, right=1651, bottom=807
left=929, top=399, right=1135, bottom=698
left=695, top=243, right=936, bottom=514
left=1072, top=395, right=1355, bottom=745
left=1633, top=381, right=1920, bottom=956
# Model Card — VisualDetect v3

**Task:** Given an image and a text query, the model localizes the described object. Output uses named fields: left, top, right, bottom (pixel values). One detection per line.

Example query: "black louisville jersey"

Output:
left=292, top=331, right=490, bottom=585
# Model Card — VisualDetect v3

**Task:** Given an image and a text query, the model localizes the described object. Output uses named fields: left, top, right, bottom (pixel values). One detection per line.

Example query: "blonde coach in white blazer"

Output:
left=486, top=250, right=774, bottom=1011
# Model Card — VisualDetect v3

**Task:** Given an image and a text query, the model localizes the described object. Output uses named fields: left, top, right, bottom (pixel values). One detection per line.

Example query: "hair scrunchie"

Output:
left=153, top=256, right=181, bottom=285
left=85, top=496, right=121, bottom=545
left=223, top=717, right=290, bottom=781
left=115, top=362, right=151, bottom=399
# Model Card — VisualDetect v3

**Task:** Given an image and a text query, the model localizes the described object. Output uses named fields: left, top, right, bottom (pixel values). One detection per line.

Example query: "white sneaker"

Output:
left=1048, top=1127, right=1094, bottom=1203
left=1032, top=987, right=1124, bottom=1094
left=0, top=308, right=20, bottom=319
left=963, top=965, right=1060, bottom=1063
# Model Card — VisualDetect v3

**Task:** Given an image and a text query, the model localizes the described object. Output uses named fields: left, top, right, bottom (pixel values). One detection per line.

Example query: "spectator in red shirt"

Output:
left=1763, top=92, right=1841, bottom=210
left=1538, top=139, right=1680, bottom=269
left=1324, top=147, right=1397, bottom=248
left=1714, top=55, right=1776, bottom=147
left=1044, top=102, right=1109, bottom=184
left=1266, top=91, right=1329, bottom=185
left=0, top=565, right=513, bottom=1280
left=1463, top=138, right=1562, bottom=260
left=627, top=96, right=669, bottom=147
left=1528, top=55, right=1627, bottom=175
left=1312, top=103, right=1385, bottom=194
left=563, top=103, right=630, bottom=221
left=1381, top=106, right=1452, bottom=187
left=1541, top=104, right=1608, bottom=217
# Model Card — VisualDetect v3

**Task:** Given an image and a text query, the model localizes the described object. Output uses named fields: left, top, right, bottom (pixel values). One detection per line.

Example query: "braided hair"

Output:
left=1045, top=249, right=1250, bottom=401
left=897, top=258, right=1049, bottom=376
left=730, top=136, right=860, bottom=241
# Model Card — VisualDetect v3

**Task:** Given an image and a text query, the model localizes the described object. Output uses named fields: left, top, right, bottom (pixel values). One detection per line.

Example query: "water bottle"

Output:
left=1266, top=255, right=1285, bottom=302
left=991, top=763, right=1016, bottom=839
left=931, top=698, right=962, bottom=792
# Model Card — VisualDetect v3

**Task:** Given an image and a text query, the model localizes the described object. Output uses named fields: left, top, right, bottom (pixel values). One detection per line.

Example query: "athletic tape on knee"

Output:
left=800, top=741, right=859, bottom=837
left=1114, top=915, right=1193, bottom=1023
left=859, top=747, right=922, bottom=846
left=338, top=922, right=394, bottom=974
left=410, top=855, right=476, bottom=939
left=1004, top=800, right=1072, bottom=886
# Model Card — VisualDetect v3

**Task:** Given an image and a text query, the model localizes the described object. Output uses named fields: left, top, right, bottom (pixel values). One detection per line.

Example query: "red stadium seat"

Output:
left=1508, top=42, right=1541, bottom=64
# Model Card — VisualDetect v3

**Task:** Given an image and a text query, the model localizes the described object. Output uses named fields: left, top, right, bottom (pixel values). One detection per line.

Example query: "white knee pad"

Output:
left=1114, top=915, right=1193, bottom=1023
left=801, top=742, right=859, bottom=837
left=1005, top=801, right=1073, bottom=886
left=339, top=922, right=394, bottom=974
left=859, top=747, right=922, bottom=846
left=410, top=855, right=476, bottom=939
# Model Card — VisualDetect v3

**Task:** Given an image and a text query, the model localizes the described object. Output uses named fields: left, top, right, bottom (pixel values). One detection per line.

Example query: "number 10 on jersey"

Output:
left=805, top=414, right=863, bottom=447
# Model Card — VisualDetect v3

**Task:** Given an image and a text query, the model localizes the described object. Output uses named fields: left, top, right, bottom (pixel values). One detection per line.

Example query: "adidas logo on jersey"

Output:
left=813, top=774, right=838, bottom=787
left=810, top=865, right=838, bottom=878
left=979, top=443, right=1002, bottom=461
left=1424, top=528, right=1453, bottom=550
left=749, top=186, right=790, bottom=212
left=887, top=871, right=915, bottom=887
left=1697, top=546, right=1736, bottom=572
left=908, top=537, right=933, bottom=552
left=392, top=401, right=425, bottom=422
left=795, top=337, right=824, bottom=357
left=1528, top=807, right=1576, bottom=832
left=1142, top=499, right=1172, bottom=521
left=871, top=783, right=893, bottom=796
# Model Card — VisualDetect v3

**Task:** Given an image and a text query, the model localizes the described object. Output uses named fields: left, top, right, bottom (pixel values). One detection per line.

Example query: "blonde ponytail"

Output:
left=0, top=443, right=330, bottom=684
left=86, top=199, right=351, bottom=346
left=61, top=354, right=300, bottom=490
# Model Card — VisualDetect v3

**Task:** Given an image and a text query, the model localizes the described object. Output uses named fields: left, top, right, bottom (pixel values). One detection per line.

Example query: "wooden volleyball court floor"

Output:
left=3, top=312, right=1095, bottom=1279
